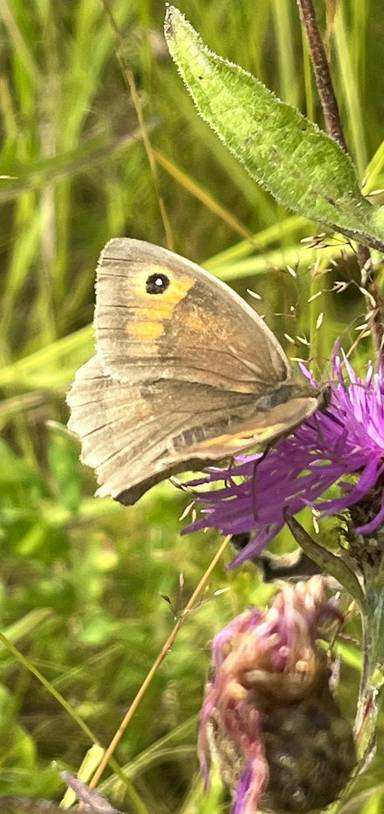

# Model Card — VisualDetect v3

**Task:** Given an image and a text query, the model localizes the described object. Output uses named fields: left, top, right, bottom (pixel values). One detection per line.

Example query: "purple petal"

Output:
left=356, top=494, right=384, bottom=534
left=185, top=351, right=384, bottom=565
left=232, top=764, right=253, bottom=814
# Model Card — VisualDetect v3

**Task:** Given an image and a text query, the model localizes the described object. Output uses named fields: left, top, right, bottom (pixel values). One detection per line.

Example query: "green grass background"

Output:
left=1, top=0, right=384, bottom=811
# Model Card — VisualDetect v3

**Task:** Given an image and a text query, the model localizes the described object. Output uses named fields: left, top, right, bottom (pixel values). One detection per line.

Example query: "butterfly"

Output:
left=67, top=239, right=323, bottom=505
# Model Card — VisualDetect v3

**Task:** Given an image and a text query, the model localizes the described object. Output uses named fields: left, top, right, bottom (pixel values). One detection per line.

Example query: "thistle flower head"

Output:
left=188, top=352, right=384, bottom=566
left=199, top=577, right=355, bottom=813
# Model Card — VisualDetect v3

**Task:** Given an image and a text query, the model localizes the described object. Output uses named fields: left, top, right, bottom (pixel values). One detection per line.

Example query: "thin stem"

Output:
left=0, top=631, right=100, bottom=747
left=88, top=535, right=231, bottom=790
left=296, top=0, right=347, bottom=151
left=297, top=0, right=384, bottom=359
left=355, top=558, right=384, bottom=757
left=100, top=0, right=174, bottom=250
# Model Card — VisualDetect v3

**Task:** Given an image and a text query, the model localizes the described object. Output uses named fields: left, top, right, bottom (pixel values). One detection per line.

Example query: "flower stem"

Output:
left=296, top=0, right=384, bottom=361
left=355, top=558, right=384, bottom=762
left=296, top=0, right=346, bottom=150
left=87, top=535, right=232, bottom=790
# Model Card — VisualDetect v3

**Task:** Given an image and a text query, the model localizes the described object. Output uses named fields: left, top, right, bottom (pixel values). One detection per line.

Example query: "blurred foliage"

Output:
left=0, top=0, right=384, bottom=811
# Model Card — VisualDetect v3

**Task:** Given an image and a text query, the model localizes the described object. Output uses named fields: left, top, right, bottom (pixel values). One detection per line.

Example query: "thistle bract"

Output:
left=199, top=577, right=356, bottom=813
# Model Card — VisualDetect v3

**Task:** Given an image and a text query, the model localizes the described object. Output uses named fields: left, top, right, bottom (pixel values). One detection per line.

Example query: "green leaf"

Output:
left=60, top=745, right=104, bottom=808
left=164, top=7, right=384, bottom=253
left=2, top=609, right=52, bottom=646
left=285, top=514, right=366, bottom=609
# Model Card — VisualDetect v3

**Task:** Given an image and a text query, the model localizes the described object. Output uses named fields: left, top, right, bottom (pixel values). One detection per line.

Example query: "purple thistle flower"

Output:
left=186, top=352, right=384, bottom=567
left=198, top=577, right=355, bottom=814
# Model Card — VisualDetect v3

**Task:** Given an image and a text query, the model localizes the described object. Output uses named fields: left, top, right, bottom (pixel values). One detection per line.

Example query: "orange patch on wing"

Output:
left=126, top=264, right=194, bottom=339
left=182, top=307, right=213, bottom=335
left=185, top=397, right=319, bottom=457
left=128, top=320, right=164, bottom=341
left=192, top=424, right=284, bottom=455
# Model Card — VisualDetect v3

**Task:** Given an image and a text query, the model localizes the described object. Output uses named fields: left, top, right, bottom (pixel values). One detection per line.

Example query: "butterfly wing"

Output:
left=68, top=239, right=320, bottom=504
left=67, top=354, right=249, bottom=502
left=94, top=239, right=290, bottom=390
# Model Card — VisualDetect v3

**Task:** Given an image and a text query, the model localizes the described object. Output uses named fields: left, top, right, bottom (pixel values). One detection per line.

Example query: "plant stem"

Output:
left=296, top=0, right=346, bottom=151
left=354, top=558, right=384, bottom=762
left=87, top=535, right=231, bottom=790
left=297, top=0, right=384, bottom=358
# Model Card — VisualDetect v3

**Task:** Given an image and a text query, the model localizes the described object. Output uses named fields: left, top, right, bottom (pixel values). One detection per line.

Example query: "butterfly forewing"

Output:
left=67, top=239, right=322, bottom=504
left=95, top=239, right=290, bottom=393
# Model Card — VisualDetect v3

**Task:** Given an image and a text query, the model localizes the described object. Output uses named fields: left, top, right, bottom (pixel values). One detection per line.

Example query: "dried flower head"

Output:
left=199, top=577, right=356, bottom=813
left=187, top=352, right=384, bottom=566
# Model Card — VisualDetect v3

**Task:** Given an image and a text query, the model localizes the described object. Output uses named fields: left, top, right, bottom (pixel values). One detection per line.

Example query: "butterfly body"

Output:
left=67, top=239, right=321, bottom=505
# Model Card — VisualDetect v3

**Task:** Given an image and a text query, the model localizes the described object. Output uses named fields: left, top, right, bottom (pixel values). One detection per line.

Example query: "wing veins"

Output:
left=95, top=415, right=189, bottom=470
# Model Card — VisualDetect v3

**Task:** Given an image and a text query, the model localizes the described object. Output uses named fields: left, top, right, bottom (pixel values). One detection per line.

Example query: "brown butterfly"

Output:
left=67, top=239, right=322, bottom=505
